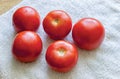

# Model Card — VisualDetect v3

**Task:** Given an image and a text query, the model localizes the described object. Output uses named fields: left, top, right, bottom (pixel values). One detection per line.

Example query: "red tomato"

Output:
left=43, top=10, right=72, bottom=40
left=45, top=40, right=78, bottom=72
left=12, top=31, right=42, bottom=62
left=13, top=6, right=40, bottom=32
left=72, top=18, right=105, bottom=50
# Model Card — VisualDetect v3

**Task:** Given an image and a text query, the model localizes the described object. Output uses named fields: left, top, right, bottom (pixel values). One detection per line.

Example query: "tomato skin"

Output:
left=12, top=31, right=42, bottom=62
left=13, top=6, right=40, bottom=32
left=72, top=18, right=105, bottom=50
left=45, top=40, right=78, bottom=72
left=43, top=10, right=72, bottom=40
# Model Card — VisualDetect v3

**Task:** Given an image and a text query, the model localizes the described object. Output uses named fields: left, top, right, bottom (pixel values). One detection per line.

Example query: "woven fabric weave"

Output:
left=0, top=0, right=120, bottom=79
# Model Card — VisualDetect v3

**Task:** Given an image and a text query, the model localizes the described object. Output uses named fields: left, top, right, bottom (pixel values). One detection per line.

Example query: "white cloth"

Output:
left=0, top=0, right=120, bottom=79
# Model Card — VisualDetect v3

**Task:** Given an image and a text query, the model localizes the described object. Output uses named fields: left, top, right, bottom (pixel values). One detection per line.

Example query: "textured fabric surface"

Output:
left=0, top=0, right=120, bottom=79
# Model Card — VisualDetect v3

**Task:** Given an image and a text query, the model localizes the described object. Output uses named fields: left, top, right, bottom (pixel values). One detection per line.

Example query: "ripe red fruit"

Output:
left=43, top=10, right=72, bottom=40
left=72, top=18, right=105, bottom=50
left=13, top=6, right=40, bottom=32
left=46, top=40, right=78, bottom=72
left=12, top=31, right=42, bottom=62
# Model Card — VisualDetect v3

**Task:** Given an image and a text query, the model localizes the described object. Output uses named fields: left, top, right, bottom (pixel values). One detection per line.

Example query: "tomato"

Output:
left=12, top=31, right=42, bottom=62
left=12, top=6, right=40, bottom=32
left=43, top=10, right=72, bottom=40
left=45, top=40, right=78, bottom=72
left=72, top=18, right=105, bottom=50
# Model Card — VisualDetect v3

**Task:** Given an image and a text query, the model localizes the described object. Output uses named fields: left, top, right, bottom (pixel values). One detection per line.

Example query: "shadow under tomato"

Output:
left=46, top=65, right=76, bottom=79
left=10, top=52, right=43, bottom=71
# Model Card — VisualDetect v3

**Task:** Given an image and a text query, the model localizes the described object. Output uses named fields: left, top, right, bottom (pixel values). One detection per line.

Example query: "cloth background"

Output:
left=0, top=0, right=120, bottom=79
